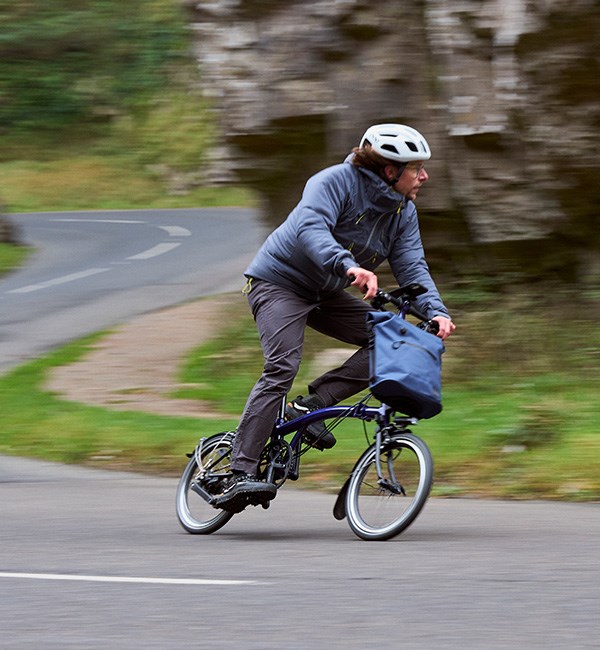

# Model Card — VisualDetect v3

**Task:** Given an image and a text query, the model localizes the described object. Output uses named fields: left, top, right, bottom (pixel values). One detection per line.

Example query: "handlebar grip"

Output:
left=418, top=319, right=439, bottom=335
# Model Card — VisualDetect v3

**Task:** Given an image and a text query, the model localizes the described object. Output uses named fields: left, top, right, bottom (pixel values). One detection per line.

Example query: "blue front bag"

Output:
left=367, top=311, right=445, bottom=419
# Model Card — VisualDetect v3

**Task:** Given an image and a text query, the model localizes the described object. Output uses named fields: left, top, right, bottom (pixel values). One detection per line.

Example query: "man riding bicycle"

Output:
left=216, top=123, right=456, bottom=511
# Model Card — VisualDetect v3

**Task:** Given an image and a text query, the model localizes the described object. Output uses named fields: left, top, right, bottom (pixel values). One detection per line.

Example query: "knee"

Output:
left=261, top=354, right=300, bottom=393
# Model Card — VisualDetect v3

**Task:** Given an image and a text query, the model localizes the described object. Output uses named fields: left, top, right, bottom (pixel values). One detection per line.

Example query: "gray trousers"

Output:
left=231, top=280, right=372, bottom=473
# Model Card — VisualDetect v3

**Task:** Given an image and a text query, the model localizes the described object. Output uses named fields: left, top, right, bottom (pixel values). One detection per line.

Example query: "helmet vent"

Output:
left=381, top=144, right=399, bottom=154
left=405, top=141, right=419, bottom=152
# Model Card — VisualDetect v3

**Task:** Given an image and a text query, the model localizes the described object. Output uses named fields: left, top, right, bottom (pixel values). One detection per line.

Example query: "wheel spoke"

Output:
left=176, top=432, right=236, bottom=534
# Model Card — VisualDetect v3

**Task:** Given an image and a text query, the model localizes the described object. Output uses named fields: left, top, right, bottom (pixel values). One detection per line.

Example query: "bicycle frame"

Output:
left=268, top=398, right=417, bottom=486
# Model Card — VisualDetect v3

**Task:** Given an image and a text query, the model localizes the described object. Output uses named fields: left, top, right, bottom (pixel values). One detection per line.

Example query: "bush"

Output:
left=0, top=0, right=191, bottom=134
left=487, top=404, right=565, bottom=450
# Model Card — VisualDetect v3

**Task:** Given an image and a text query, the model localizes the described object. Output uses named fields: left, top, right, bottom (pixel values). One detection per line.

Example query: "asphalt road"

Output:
left=1, top=455, right=599, bottom=649
left=0, top=208, right=267, bottom=372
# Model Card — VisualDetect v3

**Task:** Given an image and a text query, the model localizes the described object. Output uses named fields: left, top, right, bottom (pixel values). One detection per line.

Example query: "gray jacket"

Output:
left=245, top=158, right=450, bottom=319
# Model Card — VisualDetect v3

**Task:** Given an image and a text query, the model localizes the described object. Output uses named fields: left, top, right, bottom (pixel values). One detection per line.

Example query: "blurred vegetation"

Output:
left=0, top=0, right=251, bottom=214
left=0, top=1, right=185, bottom=132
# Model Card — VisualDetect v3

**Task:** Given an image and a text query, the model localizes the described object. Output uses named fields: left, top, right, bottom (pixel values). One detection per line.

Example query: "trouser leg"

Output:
left=231, top=282, right=313, bottom=474
left=307, top=291, right=372, bottom=405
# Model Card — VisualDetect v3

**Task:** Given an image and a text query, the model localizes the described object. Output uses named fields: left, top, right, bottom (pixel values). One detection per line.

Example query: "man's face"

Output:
left=392, top=162, right=429, bottom=201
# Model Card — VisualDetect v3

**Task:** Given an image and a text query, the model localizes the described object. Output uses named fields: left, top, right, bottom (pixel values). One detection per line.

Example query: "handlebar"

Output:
left=370, top=283, right=440, bottom=335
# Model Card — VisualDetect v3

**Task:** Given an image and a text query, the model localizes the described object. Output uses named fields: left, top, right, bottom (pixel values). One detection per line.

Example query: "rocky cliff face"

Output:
left=184, top=0, right=598, bottom=281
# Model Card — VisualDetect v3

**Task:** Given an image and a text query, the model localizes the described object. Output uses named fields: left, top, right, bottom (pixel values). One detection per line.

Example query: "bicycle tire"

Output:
left=176, top=432, right=235, bottom=534
left=345, top=432, right=433, bottom=541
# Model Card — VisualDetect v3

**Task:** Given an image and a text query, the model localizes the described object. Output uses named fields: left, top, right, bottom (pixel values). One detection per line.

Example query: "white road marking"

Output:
left=4, top=221, right=188, bottom=295
left=50, top=219, right=145, bottom=224
left=7, top=268, right=111, bottom=294
left=126, top=242, right=181, bottom=260
left=158, top=225, right=192, bottom=237
left=0, top=572, right=258, bottom=586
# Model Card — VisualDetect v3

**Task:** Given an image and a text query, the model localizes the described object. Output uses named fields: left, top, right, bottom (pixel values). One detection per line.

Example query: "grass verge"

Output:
left=0, top=157, right=255, bottom=213
left=0, top=242, right=31, bottom=277
left=0, top=335, right=238, bottom=475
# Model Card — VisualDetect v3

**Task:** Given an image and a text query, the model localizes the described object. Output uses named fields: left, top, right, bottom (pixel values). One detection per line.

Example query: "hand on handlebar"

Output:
left=432, top=316, right=455, bottom=341
left=348, top=267, right=378, bottom=300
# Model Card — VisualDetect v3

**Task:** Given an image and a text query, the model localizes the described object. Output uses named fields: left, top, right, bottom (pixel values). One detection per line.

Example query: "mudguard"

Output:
left=333, top=476, right=351, bottom=520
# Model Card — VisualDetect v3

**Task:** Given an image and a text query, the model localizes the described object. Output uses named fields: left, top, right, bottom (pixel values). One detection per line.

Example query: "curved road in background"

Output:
left=0, top=208, right=267, bottom=373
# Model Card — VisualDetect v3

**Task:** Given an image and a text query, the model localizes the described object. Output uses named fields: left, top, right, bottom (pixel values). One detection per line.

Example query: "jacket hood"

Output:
left=343, top=154, right=404, bottom=212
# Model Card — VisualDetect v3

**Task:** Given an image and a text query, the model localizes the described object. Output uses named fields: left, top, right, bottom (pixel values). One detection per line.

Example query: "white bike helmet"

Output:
left=359, top=123, right=431, bottom=162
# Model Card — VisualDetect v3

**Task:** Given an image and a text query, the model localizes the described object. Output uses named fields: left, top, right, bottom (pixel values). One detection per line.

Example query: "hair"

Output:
left=351, top=144, right=404, bottom=184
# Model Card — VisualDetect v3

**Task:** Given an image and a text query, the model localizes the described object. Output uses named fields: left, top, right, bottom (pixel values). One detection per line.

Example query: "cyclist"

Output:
left=216, top=123, right=456, bottom=511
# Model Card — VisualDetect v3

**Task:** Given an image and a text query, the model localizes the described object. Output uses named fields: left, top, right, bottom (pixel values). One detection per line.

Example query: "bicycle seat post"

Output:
left=275, top=396, right=287, bottom=428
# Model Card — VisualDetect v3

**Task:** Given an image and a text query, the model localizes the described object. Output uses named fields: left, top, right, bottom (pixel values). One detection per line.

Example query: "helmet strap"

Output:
left=386, top=164, right=406, bottom=186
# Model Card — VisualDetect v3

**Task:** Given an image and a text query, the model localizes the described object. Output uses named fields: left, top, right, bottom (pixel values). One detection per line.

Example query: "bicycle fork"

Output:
left=333, top=422, right=408, bottom=520
left=374, top=426, right=406, bottom=496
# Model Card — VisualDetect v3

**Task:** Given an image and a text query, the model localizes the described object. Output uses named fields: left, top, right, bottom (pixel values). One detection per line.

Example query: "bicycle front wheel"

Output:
left=345, top=433, right=433, bottom=541
left=176, top=432, right=235, bottom=534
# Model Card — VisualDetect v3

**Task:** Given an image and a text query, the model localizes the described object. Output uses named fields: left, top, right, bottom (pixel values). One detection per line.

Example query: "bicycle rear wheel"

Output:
left=176, top=432, right=235, bottom=534
left=345, top=432, right=433, bottom=541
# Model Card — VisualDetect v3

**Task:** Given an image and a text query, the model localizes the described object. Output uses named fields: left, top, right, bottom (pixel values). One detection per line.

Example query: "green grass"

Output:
left=0, top=290, right=598, bottom=500
left=0, top=242, right=30, bottom=277
left=0, top=157, right=255, bottom=213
